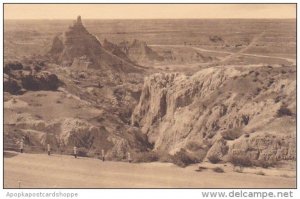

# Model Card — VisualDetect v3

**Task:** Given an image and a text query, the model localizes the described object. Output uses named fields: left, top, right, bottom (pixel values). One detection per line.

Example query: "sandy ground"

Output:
left=4, top=151, right=296, bottom=188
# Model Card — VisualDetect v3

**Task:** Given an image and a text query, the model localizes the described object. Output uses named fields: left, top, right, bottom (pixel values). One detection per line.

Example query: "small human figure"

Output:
left=74, top=146, right=77, bottom=158
left=59, top=140, right=65, bottom=155
left=127, top=152, right=132, bottom=163
left=47, top=144, right=51, bottom=156
left=20, top=140, right=24, bottom=153
left=101, top=149, right=105, bottom=162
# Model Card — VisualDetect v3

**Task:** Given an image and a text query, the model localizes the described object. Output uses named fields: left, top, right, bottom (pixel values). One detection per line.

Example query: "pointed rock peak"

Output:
left=77, top=15, right=82, bottom=25
left=71, top=15, right=84, bottom=29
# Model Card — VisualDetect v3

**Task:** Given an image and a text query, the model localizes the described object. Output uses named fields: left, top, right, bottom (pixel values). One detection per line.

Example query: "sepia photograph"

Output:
left=2, top=3, right=297, bottom=189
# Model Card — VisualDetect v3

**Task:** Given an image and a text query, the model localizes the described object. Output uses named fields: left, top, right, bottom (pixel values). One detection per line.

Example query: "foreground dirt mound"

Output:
left=132, top=65, right=296, bottom=162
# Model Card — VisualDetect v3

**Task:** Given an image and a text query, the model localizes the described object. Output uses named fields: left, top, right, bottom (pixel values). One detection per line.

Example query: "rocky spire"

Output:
left=76, top=15, right=82, bottom=25
left=72, top=15, right=83, bottom=28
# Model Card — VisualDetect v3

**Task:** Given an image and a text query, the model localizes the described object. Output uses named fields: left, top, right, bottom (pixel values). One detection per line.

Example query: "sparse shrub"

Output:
left=96, top=117, right=105, bottom=123
left=172, top=149, right=198, bottom=167
left=229, top=155, right=277, bottom=168
left=4, top=61, right=23, bottom=73
left=280, top=174, right=291, bottom=178
left=229, top=155, right=253, bottom=167
left=212, top=167, right=224, bottom=173
left=255, top=171, right=265, bottom=176
left=133, top=151, right=159, bottom=163
left=277, top=105, right=292, bottom=117
left=268, top=79, right=275, bottom=87
left=36, top=93, right=47, bottom=97
left=56, top=100, right=62, bottom=104
left=281, top=70, right=287, bottom=74
left=254, top=87, right=262, bottom=95
left=208, top=154, right=222, bottom=164
left=195, top=166, right=208, bottom=172
left=255, top=159, right=277, bottom=168
left=34, top=114, right=43, bottom=119
left=221, top=128, right=243, bottom=140
left=274, top=96, right=281, bottom=103
left=158, top=153, right=173, bottom=163
left=34, top=65, right=42, bottom=72
left=186, top=141, right=203, bottom=151
left=77, top=147, right=89, bottom=157
left=233, top=166, right=244, bottom=173
left=79, top=73, right=85, bottom=79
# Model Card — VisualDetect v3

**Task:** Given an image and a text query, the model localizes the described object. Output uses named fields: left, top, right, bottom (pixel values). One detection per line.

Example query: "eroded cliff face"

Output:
left=131, top=65, right=296, bottom=162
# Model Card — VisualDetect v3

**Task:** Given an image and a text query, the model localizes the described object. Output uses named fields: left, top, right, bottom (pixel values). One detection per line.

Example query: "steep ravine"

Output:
left=132, top=65, right=296, bottom=162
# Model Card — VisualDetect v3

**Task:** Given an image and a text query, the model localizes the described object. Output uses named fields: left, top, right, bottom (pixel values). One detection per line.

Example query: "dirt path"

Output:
left=150, top=38, right=296, bottom=65
left=4, top=152, right=296, bottom=188
left=217, top=32, right=266, bottom=63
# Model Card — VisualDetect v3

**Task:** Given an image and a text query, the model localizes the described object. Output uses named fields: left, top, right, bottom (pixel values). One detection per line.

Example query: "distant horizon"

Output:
left=4, top=4, right=296, bottom=20
left=4, top=18, right=296, bottom=20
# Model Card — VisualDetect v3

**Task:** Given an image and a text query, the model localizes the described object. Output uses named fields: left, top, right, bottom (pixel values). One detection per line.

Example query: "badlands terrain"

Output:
left=4, top=17, right=296, bottom=188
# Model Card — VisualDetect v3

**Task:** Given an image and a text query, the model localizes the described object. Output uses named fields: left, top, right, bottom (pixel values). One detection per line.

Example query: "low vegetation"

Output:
left=133, top=151, right=159, bottom=163
left=195, top=166, right=208, bottom=172
left=255, top=171, right=265, bottom=176
left=277, top=105, right=292, bottom=117
left=229, top=155, right=253, bottom=167
left=207, top=154, right=222, bottom=164
left=221, top=128, right=243, bottom=140
left=229, top=155, right=277, bottom=168
left=171, top=149, right=199, bottom=167
left=212, top=167, right=224, bottom=173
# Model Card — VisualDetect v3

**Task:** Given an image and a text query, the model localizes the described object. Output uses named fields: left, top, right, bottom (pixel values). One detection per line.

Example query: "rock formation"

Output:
left=4, top=63, right=61, bottom=94
left=118, top=39, right=164, bottom=64
left=102, top=39, right=133, bottom=63
left=132, top=65, right=296, bottom=162
left=5, top=114, right=148, bottom=159
left=49, top=16, right=140, bottom=73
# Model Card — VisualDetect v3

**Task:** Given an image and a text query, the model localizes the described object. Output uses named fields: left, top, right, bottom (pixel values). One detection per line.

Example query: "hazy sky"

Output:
left=4, top=4, right=296, bottom=19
